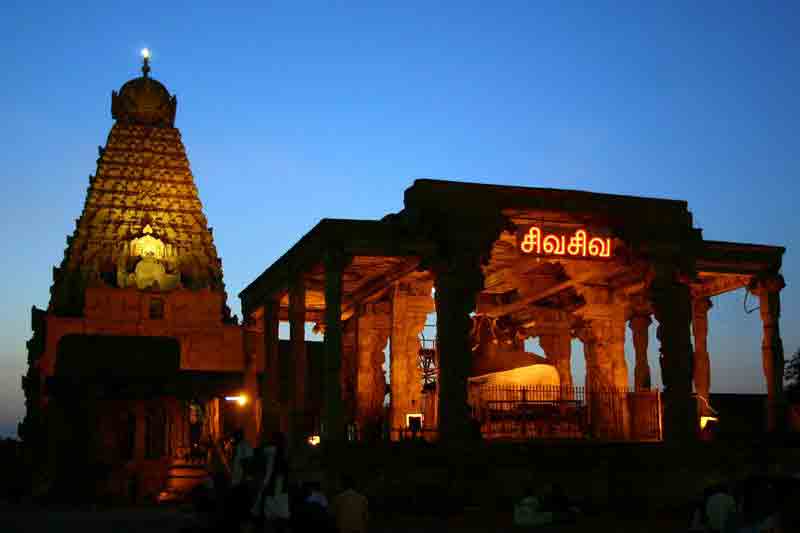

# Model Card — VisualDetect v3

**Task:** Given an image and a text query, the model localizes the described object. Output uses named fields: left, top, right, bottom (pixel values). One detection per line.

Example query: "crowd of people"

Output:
left=186, top=429, right=369, bottom=533
left=688, top=475, right=800, bottom=533
left=513, top=483, right=580, bottom=527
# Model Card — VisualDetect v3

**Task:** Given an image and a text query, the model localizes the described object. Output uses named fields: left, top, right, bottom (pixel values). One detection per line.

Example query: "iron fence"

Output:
left=467, top=384, right=662, bottom=441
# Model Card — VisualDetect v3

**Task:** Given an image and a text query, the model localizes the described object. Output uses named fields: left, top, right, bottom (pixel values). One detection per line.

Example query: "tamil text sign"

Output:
left=518, top=226, right=612, bottom=258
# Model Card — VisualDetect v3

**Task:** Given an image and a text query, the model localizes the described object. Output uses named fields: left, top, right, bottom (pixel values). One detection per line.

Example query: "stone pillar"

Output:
left=751, top=274, right=786, bottom=432
left=539, top=329, right=573, bottom=394
left=261, top=299, right=281, bottom=438
left=691, top=297, right=712, bottom=415
left=134, top=401, right=146, bottom=462
left=650, top=271, right=697, bottom=442
left=433, top=258, right=483, bottom=443
left=356, top=302, right=391, bottom=439
left=341, top=317, right=358, bottom=431
left=390, top=280, right=434, bottom=434
left=242, top=346, right=259, bottom=446
left=289, top=277, right=307, bottom=441
left=575, top=288, right=629, bottom=439
left=322, top=250, right=349, bottom=442
left=575, top=327, right=596, bottom=393
left=629, top=315, right=652, bottom=391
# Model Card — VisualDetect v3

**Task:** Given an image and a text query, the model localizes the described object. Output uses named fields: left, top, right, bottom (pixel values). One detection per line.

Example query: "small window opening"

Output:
left=149, top=298, right=164, bottom=319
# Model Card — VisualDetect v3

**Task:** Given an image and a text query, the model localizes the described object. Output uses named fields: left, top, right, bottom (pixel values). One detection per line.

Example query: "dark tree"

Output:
left=785, top=347, right=800, bottom=394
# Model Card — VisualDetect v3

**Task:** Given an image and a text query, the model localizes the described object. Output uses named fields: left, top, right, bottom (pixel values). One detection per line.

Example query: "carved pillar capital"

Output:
left=749, top=273, right=786, bottom=296
left=322, top=246, right=353, bottom=275
left=691, top=296, right=713, bottom=317
left=430, top=253, right=484, bottom=300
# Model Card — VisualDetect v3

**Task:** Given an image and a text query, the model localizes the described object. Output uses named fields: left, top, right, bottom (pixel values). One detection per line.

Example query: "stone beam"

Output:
left=483, top=266, right=626, bottom=318
left=344, top=258, right=422, bottom=313
left=691, top=274, right=751, bottom=299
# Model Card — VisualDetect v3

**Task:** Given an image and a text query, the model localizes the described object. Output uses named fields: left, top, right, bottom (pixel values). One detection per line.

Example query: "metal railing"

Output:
left=467, top=384, right=662, bottom=441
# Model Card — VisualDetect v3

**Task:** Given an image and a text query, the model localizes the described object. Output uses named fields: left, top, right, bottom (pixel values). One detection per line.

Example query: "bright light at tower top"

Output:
left=141, top=48, right=151, bottom=59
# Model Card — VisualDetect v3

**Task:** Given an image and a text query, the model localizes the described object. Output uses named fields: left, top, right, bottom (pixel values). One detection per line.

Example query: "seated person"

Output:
left=514, top=484, right=553, bottom=527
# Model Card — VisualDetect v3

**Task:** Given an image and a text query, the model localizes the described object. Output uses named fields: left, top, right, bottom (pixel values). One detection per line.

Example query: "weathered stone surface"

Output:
left=575, top=289, right=630, bottom=439
left=389, top=280, right=434, bottom=433
left=356, top=302, right=391, bottom=438
left=539, top=329, right=573, bottom=390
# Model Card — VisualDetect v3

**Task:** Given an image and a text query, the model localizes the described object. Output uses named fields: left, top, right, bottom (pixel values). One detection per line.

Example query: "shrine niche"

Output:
left=117, top=224, right=181, bottom=291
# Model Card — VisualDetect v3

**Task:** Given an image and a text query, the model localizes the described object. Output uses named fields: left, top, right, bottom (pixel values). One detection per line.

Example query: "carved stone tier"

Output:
left=50, top=98, right=225, bottom=316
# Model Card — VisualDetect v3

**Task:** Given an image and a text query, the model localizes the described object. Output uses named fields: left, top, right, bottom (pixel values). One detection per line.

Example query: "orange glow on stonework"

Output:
left=520, top=226, right=612, bottom=258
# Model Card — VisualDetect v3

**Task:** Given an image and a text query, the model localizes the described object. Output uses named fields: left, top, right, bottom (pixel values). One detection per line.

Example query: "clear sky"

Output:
left=1, top=1, right=798, bottom=438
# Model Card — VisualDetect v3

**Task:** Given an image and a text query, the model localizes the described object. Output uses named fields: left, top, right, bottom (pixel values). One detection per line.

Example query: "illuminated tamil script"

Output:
left=519, top=226, right=612, bottom=258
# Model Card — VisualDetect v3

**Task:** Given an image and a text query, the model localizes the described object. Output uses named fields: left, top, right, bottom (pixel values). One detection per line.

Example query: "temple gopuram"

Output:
left=21, top=54, right=269, bottom=500
left=240, top=179, right=786, bottom=446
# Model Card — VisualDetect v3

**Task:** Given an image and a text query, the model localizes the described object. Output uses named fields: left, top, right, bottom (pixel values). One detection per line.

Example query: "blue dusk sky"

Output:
left=1, top=2, right=798, bottom=437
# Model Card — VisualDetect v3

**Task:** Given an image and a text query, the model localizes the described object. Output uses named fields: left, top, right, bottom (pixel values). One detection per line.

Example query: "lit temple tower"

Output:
left=22, top=51, right=255, bottom=501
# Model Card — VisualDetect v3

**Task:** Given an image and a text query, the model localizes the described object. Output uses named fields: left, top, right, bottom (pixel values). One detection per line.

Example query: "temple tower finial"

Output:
left=141, top=48, right=151, bottom=78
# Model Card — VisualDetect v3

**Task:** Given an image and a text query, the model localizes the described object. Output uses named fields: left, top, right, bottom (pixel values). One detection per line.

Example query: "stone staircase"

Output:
left=156, top=460, right=210, bottom=503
